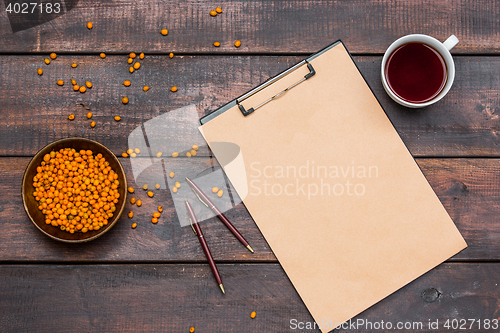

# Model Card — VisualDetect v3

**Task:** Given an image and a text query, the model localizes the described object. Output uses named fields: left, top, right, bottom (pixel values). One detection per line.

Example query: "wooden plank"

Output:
left=1, top=157, right=499, bottom=262
left=0, top=55, right=499, bottom=157
left=0, top=263, right=499, bottom=332
left=0, top=0, right=499, bottom=54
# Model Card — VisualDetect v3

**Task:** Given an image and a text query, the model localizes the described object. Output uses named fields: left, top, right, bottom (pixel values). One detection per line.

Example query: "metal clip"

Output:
left=237, top=60, right=316, bottom=116
left=191, top=188, right=208, bottom=208
left=188, top=216, right=197, bottom=236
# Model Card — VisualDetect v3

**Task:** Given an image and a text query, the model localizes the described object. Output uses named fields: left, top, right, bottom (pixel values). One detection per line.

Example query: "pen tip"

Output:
left=219, top=284, right=225, bottom=294
left=247, top=245, right=254, bottom=253
left=185, top=177, right=190, bottom=181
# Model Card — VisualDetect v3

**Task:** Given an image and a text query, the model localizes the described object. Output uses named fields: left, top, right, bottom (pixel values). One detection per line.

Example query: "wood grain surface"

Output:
left=1, top=157, right=498, bottom=262
left=0, top=263, right=498, bottom=332
left=1, top=1, right=498, bottom=331
left=1, top=55, right=499, bottom=157
left=0, top=0, right=499, bottom=54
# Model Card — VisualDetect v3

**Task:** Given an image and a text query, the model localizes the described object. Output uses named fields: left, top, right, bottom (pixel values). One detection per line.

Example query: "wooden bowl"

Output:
left=22, top=137, right=127, bottom=243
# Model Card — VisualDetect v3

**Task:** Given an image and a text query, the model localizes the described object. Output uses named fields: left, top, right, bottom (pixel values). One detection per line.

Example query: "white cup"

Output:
left=381, top=34, right=459, bottom=108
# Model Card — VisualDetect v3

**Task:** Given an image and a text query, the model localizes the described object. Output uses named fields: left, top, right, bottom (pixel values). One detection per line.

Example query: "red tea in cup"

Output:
left=385, top=42, right=447, bottom=104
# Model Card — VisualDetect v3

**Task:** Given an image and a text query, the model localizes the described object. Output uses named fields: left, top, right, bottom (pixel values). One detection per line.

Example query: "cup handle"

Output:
left=442, top=35, right=459, bottom=51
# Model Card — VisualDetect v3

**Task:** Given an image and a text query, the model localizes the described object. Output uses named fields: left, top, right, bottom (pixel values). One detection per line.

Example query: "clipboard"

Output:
left=199, top=40, right=466, bottom=331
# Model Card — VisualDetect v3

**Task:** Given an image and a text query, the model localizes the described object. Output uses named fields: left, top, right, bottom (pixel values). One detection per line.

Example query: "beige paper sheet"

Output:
left=200, top=42, right=466, bottom=332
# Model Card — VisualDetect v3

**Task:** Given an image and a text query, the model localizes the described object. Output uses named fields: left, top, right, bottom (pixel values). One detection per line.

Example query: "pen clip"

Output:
left=188, top=216, right=197, bottom=236
left=191, top=187, right=208, bottom=208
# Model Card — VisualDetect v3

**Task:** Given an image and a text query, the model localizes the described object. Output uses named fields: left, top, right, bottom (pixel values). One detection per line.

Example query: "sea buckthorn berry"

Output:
left=139, top=53, right=145, bottom=59
left=85, top=81, right=92, bottom=88
left=79, top=86, right=86, bottom=93
left=210, top=10, right=217, bottom=16
left=128, top=187, right=135, bottom=193
left=212, top=187, right=218, bottom=193
left=131, top=223, right=137, bottom=228
left=129, top=53, right=136, bottom=59
left=213, top=42, right=220, bottom=47
left=57, top=80, right=64, bottom=86
left=114, top=116, right=121, bottom=122
left=217, top=190, right=223, bottom=197
left=143, top=86, right=149, bottom=91
left=130, top=197, right=136, bottom=204
left=136, top=199, right=142, bottom=207
left=216, top=7, right=222, bottom=13
left=68, top=114, right=75, bottom=120
left=158, top=206, right=163, bottom=213
left=71, top=63, right=78, bottom=68
left=87, top=112, right=92, bottom=119
left=172, top=152, right=178, bottom=158
left=147, top=191, right=154, bottom=197
left=128, top=211, right=134, bottom=218
left=234, top=40, right=241, bottom=48
left=153, top=212, right=160, bottom=218
left=122, top=152, right=128, bottom=158
left=123, top=80, right=131, bottom=87
left=87, top=22, right=93, bottom=29
left=121, top=97, right=129, bottom=104
left=50, top=53, right=57, bottom=59
left=44, top=59, right=50, bottom=65
left=90, top=121, right=96, bottom=128
left=37, top=68, right=43, bottom=75
left=133, top=62, right=140, bottom=70
left=156, top=152, right=162, bottom=158
left=31, top=147, right=120, bottom=234
left=100, top=53, right=106, bottom=59
left=169, top=53, right=174, bottom=58
left=169, top=172, right=174, bottom=178
left=170, top=86, right=177, bottom=92
left=161, top=29, right=168, bottom=36
left=151, top=217, right=158, bottom=224
left=250, top=311, right=256, bottom=319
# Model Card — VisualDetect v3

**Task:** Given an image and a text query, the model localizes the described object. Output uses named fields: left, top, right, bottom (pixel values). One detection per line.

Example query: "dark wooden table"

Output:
left=1, top=1, right=499, bottom=332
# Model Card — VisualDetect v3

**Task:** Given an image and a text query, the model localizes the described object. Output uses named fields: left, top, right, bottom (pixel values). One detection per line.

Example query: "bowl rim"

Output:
left=22, top=137, right=128, bottom=243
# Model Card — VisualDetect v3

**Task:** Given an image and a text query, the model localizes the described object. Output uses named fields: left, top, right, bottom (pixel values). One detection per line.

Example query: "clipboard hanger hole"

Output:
left=237, top=60, right=316, bottom=116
